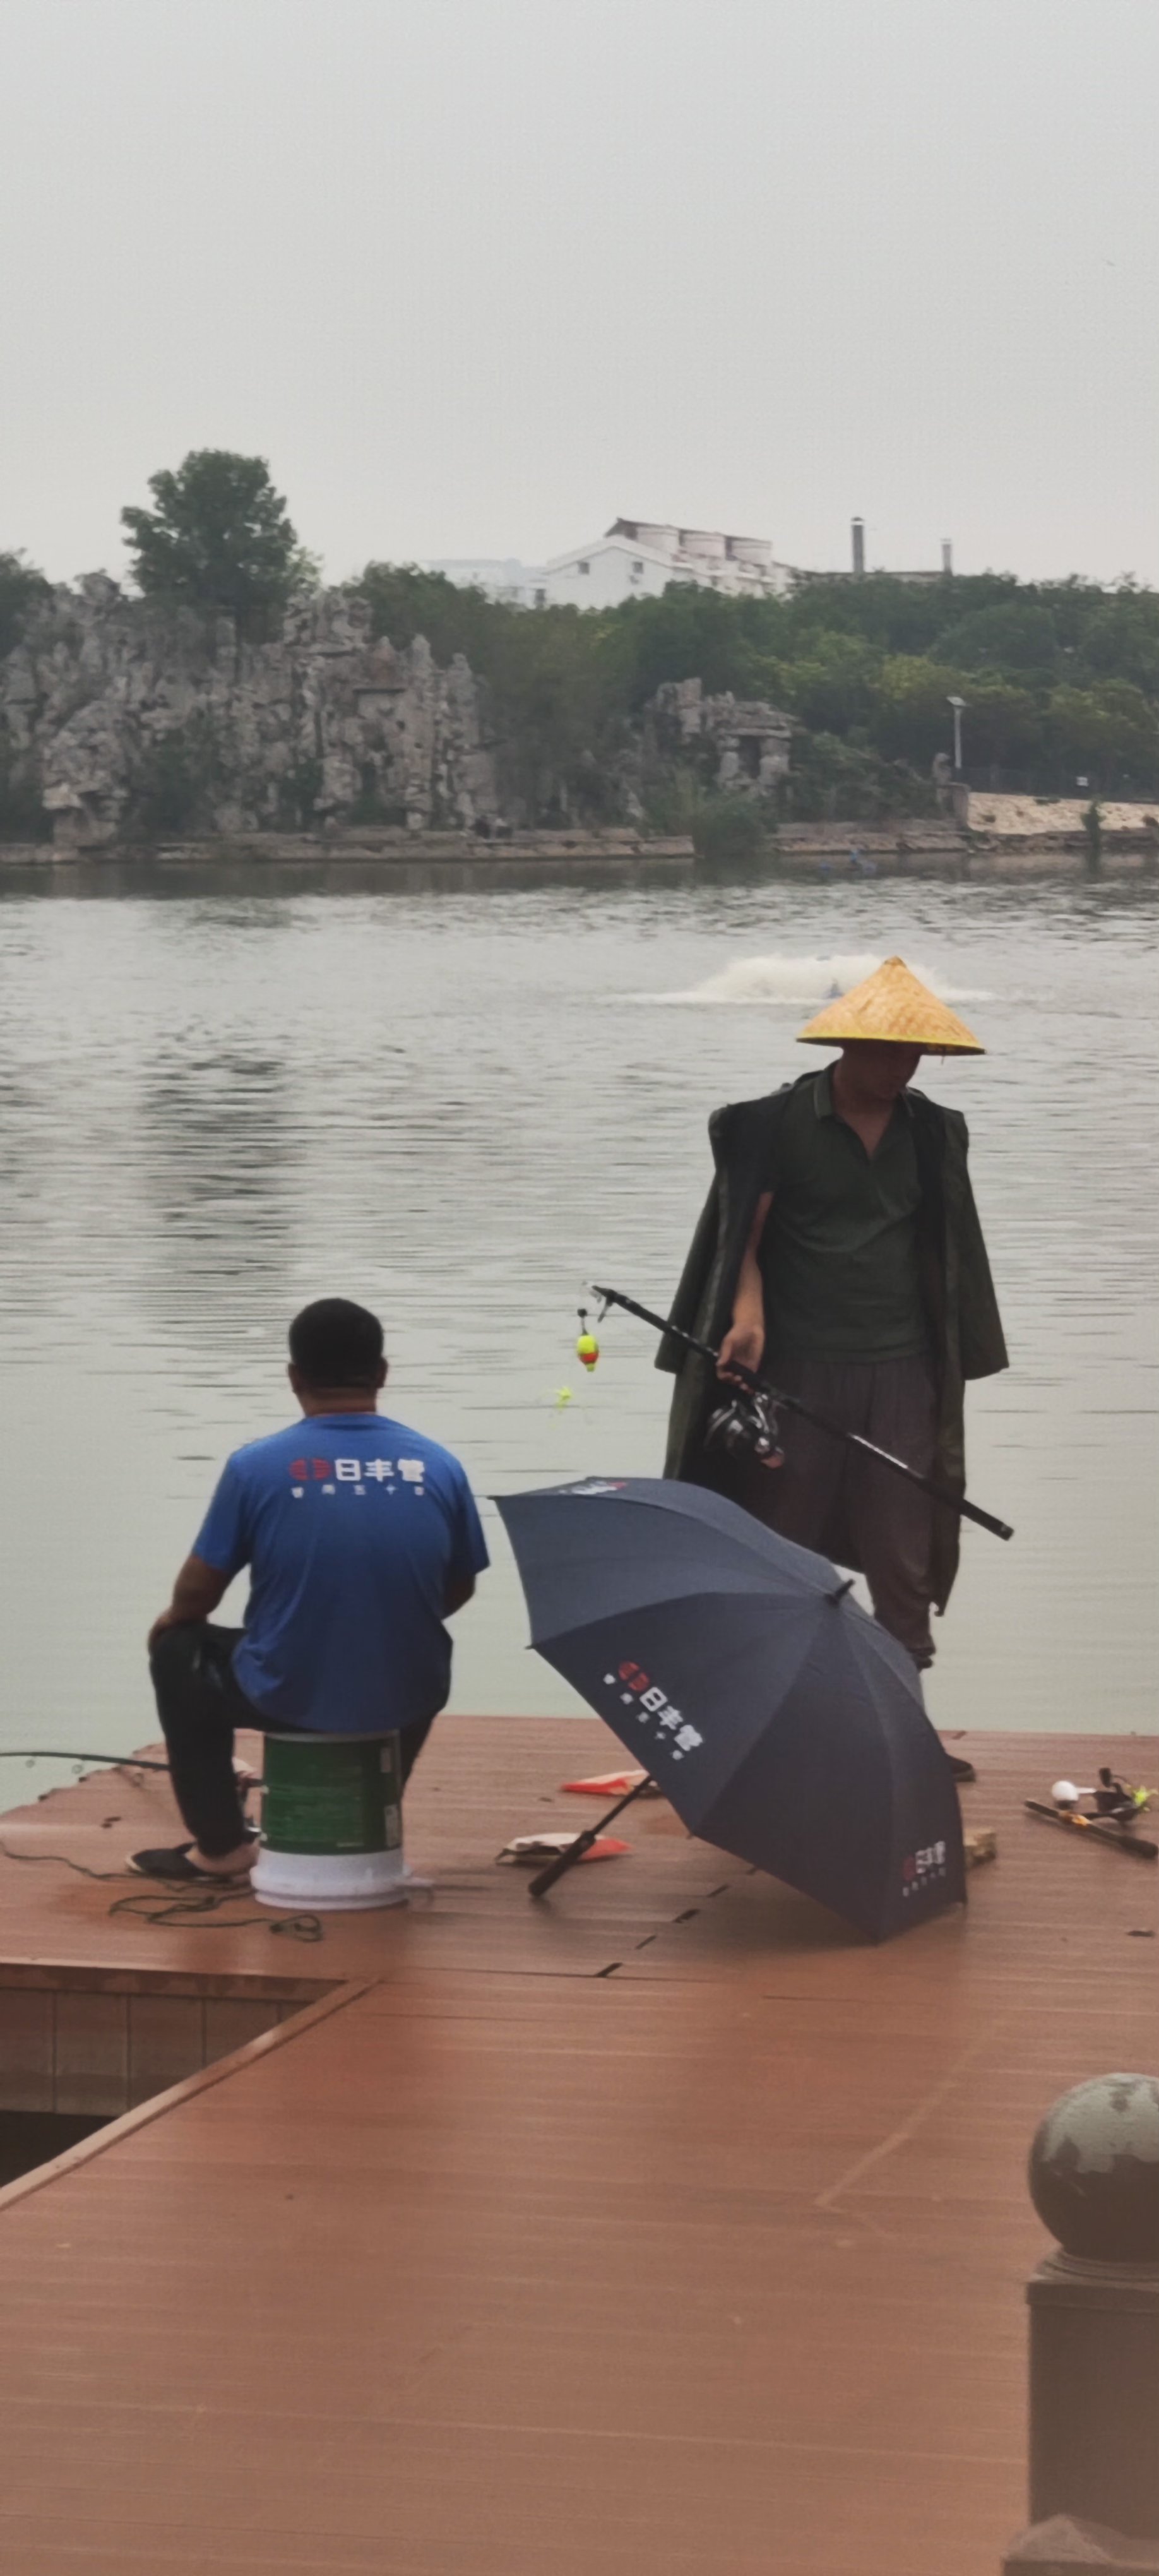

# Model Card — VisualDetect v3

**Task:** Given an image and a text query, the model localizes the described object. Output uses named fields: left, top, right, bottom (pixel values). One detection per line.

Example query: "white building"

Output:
left=428, top=518, right=793, bottom=612
left=424, top=556, right=549, bottom=609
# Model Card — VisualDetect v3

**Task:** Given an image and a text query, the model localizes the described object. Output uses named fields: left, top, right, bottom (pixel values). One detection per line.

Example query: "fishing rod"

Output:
left=0, top=1749, right=170, bottom=1772
left=589, top=1282, right=1014, bottom=1543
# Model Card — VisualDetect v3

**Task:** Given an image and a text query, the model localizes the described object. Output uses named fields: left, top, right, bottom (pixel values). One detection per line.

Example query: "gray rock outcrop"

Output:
left=0, top=579, right=498, bottom=848
left=647, top=677, right=792, bottom=792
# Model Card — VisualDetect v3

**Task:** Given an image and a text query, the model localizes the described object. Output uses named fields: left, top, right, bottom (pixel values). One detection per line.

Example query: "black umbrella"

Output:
left=495, top=1476, right=965, bottom=1941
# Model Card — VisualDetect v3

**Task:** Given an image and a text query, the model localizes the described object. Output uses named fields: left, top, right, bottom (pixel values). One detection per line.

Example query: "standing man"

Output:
left=658, top=959, right=1007, bottom=1728
left=134, top=1297, right=489, bottom=1884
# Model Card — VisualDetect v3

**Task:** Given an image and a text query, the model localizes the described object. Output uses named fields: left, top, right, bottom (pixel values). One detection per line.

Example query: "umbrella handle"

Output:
left=529, top=1777, right=657, bottom=1899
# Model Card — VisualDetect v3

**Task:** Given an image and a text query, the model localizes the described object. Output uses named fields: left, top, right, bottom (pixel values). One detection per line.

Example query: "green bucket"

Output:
left=261, top=1734, right=403, bottom=1857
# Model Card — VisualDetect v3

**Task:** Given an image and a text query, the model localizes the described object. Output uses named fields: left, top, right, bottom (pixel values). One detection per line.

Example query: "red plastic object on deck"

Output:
left=562, top=1768, right=651, bottom=1798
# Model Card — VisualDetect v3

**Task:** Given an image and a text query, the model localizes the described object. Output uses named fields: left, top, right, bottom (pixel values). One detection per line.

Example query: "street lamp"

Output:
left=947, top=695, right=966, bottom=778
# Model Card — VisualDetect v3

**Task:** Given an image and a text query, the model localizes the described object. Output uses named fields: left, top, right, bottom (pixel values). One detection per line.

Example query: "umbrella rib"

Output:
left=619, top=1487, right=835, bottom=1583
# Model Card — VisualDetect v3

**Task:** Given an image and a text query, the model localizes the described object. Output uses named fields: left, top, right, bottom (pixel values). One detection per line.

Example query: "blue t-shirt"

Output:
left=193, top=1414, right=489, bottom=1734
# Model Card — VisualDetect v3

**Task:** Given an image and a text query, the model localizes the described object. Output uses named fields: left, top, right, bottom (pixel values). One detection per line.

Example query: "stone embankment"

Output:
left=0, top=826, right=696, bottom=880
left=776, top=796, right=1159, bottom=879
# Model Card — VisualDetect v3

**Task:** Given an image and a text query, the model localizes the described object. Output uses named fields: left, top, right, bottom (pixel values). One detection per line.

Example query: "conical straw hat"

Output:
left=796, top=956, right=984, bottom=1054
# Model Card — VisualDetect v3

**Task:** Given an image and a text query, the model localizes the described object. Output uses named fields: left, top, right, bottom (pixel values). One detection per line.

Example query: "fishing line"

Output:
left=109, top=1890, right=323, bottom=1941
left=0, top=1842, right=323, bottom=1940
left=0, top=1750, right=170, bottom=1772
left=0, top=1840, right=129, bottom=1883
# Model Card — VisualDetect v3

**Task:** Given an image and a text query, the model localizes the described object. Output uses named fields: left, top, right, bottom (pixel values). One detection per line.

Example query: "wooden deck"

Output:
left=0, top=1717, right=1155, bottom=2575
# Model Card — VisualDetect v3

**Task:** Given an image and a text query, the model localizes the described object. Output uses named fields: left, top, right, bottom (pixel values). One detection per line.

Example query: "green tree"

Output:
left=934, top=602, right=1059, bottom=676
left=352, top=556, right=1159, bottom=818
left=781, top=730, right=934, bottom=822
left=780, top=632, right=877, bottom=735
left=1076, top=593, right=1159, bottom=695
left=358, top=563, right=627, bottom=821
left=956, top=676, right=1043, bottom=772
left=121, top=451, right=312, bottom=635
left=355, top=564, right=499, bottom=669
left=1045, top=681, right=1159, bottom=791
left=0, top=551, right=48, bottom=660
left=869, top=656, right=963, bottom=766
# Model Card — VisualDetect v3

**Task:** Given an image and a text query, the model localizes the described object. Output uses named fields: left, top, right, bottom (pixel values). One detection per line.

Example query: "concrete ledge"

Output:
left=1005, top=2516, right=1159, bottom=2568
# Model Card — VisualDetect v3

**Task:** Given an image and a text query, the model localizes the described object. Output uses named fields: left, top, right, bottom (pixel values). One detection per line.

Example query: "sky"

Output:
left=3, top=0, right=1158, bottom=590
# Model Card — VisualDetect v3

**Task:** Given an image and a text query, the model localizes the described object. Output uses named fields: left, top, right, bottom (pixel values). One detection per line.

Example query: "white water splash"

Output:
left=646, top=951, right=994, bottom=1007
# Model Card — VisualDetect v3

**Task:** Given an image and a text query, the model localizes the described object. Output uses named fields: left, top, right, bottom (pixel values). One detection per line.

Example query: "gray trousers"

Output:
left=705, top=1353, right=939, bottom=1669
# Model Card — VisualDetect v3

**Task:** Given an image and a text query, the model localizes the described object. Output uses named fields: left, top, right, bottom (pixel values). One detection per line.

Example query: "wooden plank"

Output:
left=0, top=1720, right=1152, bottom=2575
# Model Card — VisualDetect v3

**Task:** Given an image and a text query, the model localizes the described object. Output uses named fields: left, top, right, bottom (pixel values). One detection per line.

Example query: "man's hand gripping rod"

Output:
left=590, top=1284, right=1013, bottom=1542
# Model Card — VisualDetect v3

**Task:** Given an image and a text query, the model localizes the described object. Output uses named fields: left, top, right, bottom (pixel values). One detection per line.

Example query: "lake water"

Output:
left=0, top=866, right=1155, bottom=1804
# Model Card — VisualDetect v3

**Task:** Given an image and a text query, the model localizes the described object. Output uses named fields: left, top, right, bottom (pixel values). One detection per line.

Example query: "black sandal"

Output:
left=128, top=1841, right=255, bottom=1885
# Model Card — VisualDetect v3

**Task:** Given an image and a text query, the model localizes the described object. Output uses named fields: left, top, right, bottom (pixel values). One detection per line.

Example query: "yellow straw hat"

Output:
left=796, top=956, right=984, bottom=1054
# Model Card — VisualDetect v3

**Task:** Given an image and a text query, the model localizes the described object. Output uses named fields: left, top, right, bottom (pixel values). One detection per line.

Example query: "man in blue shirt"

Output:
left=133, top=1298, right=489, bottom=1884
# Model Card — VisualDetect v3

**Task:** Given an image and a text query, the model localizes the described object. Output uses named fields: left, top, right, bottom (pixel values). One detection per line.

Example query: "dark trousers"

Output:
left=764, top=1355, right=939, bottom=1668
left=701, top=1354, right=939, bottom=1670
left=148, top=1623, right=437, bottom=1859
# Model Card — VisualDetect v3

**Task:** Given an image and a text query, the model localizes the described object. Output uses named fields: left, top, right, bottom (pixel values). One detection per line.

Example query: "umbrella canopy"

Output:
left=495, top=1476, right=965, bottom=1941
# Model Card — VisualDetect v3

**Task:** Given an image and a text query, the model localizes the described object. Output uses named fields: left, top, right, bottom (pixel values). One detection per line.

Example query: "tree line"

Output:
left=5, top=450, right=1159, bottom=833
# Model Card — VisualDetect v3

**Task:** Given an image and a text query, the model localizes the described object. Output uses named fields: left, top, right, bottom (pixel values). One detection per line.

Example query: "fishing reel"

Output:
left=706, top=1385, right=785, bottom=1468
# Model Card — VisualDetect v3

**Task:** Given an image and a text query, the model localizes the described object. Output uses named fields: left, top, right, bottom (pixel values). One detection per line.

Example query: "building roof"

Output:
left=607, top=518, right=772, bottom=558
left=540, top=534, right=683, bottom=576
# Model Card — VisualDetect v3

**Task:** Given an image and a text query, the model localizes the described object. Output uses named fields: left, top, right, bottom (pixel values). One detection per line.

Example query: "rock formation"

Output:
left=0, top=579, right=499, bottom=849
left=0, top=579, right=795, bottom=850
left=646, top=677, right=792, bottom=792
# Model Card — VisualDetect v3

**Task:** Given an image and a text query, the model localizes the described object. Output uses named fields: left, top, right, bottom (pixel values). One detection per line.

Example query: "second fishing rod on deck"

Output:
left=586, top=1283, right=1013, bottom=1543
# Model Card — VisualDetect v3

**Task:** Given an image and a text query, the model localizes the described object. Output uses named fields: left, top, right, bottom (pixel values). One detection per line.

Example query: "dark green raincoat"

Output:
left=657, top=1071, right=1009, bottom=1612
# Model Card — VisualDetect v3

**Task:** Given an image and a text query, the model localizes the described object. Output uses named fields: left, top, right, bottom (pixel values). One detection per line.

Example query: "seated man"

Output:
left=133, top=1297, right=489, bottom=1884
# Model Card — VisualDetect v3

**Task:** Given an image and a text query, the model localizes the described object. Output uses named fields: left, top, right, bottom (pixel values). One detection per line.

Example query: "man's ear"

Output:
left=377, top=1359, right=388, bottom=1388
left=288, top=1362, right=304, bottom=1397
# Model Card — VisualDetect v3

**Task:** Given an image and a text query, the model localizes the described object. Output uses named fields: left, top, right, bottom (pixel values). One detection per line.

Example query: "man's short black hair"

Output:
left=288, top=1298, right=384, bottom=1389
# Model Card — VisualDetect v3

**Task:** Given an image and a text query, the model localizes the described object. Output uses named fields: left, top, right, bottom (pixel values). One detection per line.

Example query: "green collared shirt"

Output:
left=758, top=1066, right=927, bottom=1362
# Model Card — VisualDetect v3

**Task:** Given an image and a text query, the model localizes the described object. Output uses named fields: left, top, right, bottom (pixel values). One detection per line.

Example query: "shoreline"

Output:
left=0, top=816, right=1156, bottom=883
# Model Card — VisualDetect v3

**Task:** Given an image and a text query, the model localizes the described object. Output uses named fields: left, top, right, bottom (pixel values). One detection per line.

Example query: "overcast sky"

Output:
left=3, top=0, right=1157, bottom=589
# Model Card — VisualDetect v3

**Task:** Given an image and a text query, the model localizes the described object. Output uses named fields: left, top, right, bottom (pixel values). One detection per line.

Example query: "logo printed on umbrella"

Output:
left=901, top=1840, right=948, bottom=1897
left=566, top=1479, right=627, bottom=1496
left=602, top=1661, right=704, bottom=1760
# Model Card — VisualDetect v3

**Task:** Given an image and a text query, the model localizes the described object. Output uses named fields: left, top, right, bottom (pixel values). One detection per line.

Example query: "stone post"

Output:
left=1004, top=2073, right=1159, bottom=2572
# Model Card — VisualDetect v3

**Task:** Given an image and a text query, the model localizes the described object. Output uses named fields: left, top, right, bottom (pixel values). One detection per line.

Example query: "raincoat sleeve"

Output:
left=658, top=1094, right=795, bottom=1486
left=954, top=1130, right=1009, bottom=1381
left=655, top=1176, right=720, bottom=1376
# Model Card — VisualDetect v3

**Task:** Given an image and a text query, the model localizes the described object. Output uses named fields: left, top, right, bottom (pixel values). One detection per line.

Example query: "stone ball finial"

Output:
left=1029, top=2074, right=1159, bottom=2260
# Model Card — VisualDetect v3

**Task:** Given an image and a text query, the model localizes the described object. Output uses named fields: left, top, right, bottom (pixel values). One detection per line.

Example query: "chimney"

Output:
left=941, top=540, right=953, bottom=576
left=852, top=518, right=865, bottom=578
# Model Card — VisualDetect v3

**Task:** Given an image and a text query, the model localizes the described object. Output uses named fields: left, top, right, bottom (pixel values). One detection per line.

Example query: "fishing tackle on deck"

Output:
left=1052, top=1770, right=1156, bottom=1828
left=1027, top=1798, right=1158, bottom=1861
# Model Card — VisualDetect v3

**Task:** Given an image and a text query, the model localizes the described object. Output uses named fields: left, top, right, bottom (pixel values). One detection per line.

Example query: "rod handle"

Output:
left=958, top=1497, right=1014, bottom=1542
